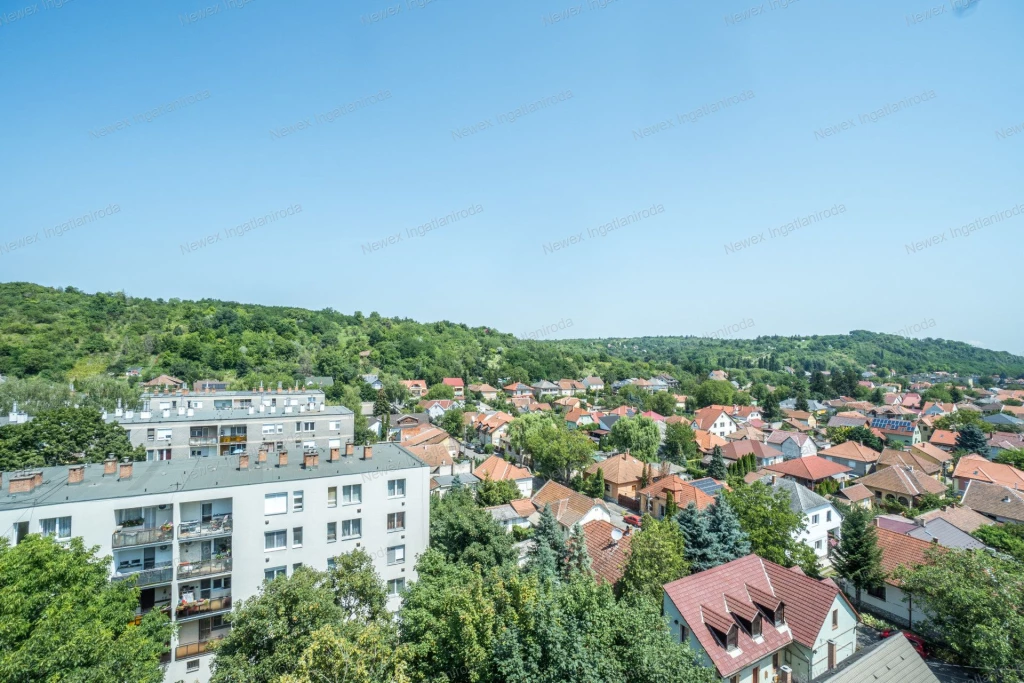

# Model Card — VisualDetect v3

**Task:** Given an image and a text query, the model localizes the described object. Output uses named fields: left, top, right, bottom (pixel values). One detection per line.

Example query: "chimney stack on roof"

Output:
left=68, top=465, right=85, bottom=485
left=103, top=457, right=118, bottom=476
left=345, top=442, right=354, bottom=457
left=238, top=453, right=250, bottom=470
left=9, top=473, right=36, bottom=494
left=119, top=461, right=133, bottom=480
left=363, top=445, right=373, bottom=460
left=303, top=452, right=319, bottom=469
left=278, top=451, right=289, bottom=468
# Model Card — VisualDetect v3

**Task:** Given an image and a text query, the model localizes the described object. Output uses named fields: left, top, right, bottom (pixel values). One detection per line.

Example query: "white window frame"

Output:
left=387, top=544, right=405, bottom=565
left=387, top=479, right=406, bottom=498
left=156, top=428, right=173, bottom=442
left=293, top=490, right=304, bottom=512
left=328, top=486, right=338, bottom=508
left=343, top=484, right=362, bottom=505
left=40, top=516, right=71, bottom=540
left=265, top=492, right=288, bottom=516
left=265, top=566, right=286, bottom=581
left=388, top=511, right=405, bottom=532
left=341, top=518, right=361, bottom=539
left=387, top=578, right=406, bottom=596
left=264, top=530, right=287, bottom=551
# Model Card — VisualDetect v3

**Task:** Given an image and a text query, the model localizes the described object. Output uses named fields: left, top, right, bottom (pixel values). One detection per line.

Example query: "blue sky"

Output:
left=2, top=0, right=1022, bottom=353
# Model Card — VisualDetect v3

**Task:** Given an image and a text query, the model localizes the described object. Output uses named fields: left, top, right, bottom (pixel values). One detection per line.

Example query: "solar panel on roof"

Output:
left=690, top=478, right=724, bottom=495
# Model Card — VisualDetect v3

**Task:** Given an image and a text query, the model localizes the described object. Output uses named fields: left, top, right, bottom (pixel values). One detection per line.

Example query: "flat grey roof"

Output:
left=141, top=389, right=324, bottom=399
left=0, top=443, right=426, bottom=511
left=108, top=405, right=353, bottom=425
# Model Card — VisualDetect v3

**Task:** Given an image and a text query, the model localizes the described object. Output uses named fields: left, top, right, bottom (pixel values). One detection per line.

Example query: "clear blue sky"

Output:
left=2, top=0, right=1022, bottom=353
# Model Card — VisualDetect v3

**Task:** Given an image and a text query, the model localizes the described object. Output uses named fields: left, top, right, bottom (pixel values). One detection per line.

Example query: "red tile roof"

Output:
left=663, top=555, right=846, bottom=677
left=764, top=456, right=851, bottom=482
left=953, top=454, right=1024, bottom=489
left=509, top=498, right=538, bottom=518
left=473, top=454, right=531, bottom=481
left=442, top=377, right=465, bottom=388
left=930, top=429, right=958, bottom=447
left=582, top=519, right=632, bottom=585
left=835, top=483, right=874, bottom=502
left=638, top=475, right=716, bottom=510
left=586, top=452, right=646, bottom=485
left=874, top=526, right=941, bottom=586
left=820, top=441, right=880, bottom=464
left=721, top=440, right=783, bottom=462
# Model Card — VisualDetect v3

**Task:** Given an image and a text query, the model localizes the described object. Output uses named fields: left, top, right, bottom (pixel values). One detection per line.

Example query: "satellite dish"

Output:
left=610, top=527, right=624, bottom=543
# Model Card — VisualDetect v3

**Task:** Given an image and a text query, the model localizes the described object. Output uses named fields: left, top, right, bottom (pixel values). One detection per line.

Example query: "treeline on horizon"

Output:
left=0, top=283, right=1021, bottom=412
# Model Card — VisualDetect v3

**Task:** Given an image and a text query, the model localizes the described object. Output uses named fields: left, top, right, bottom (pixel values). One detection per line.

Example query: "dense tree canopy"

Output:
left=0, top=407, right=144, bottom=471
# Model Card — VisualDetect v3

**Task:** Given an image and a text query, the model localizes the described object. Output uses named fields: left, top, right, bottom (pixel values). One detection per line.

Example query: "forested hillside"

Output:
left=0, top=283, right=1021, bottom=406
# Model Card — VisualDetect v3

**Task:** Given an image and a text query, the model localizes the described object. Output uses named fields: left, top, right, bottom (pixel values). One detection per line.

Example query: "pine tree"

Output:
left=373, top=388, right=389, bottom=416
left=707, top=496, right=750, bottom=565
left=795, top=392, right=809, bottom=412
left=760, top=391, right=781, bottom=422
left=707, top=446, right=728, bottom=481
left=590, top=468, right=605, bottom=499
left=956, top=425, right=988, bottom=454
left=639, top=463, right=651, bottom=490
left=565, top=523, right=593, bottom=578
left=676, top=502, right=721, bottom=573
left=530, top=504, right=567, bottom=575
left=831, top=505, right=886, bottom=608
left=664, top=490, right=678, bottom=519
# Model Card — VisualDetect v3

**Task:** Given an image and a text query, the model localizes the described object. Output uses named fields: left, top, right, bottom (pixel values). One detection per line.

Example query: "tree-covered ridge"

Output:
left=1, top=282, right=1021, bottom=391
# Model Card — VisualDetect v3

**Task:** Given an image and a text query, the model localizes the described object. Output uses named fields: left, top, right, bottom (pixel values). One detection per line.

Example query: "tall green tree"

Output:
left=831, top=505, right=885, bottom=608
left=693, top=380, right=733, bottom=408
left=663, top=422, right=698, bottom=463
left=955, top=424, right=989, bottom=454
left=759, top=391, right=781, bottom=422
left=725, top=482, right=819, bottom=576
left=373, top=387, right=390, bottom=417
left=475, top=476, right=522, bottom=507
left=706, top=446, right=728, bottom=481
left=707, top=495, right=751, bottom=564
left=0, top=535, right=171, bottom=683
left=664, top=490, right=678, bottom=518
left=565, top=524, right=593, bottom=578
left=529, top=505, right=567, bottom=579
left=280, top=622, right=410, bottom=683
left=619, top=516, right=689, bottom=603
left=430, top=486, right=517, bottom=570
left=0, top=407, right=144, bottom=471
left=439, top=407, right=465, bottom=439
left=327, top=548, right=389, bottom=623
left=609, top=416, right=661, bottom=462
left=895, top=549, right=1024, bottom=681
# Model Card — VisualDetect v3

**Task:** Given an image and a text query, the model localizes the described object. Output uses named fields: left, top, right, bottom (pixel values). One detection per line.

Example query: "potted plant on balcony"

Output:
left=160, top=522, right=173, bottom=532
left=121, top=518, right=144, bottom=528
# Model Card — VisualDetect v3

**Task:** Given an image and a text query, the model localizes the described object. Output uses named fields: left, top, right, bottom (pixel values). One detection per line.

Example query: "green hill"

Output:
left=0, top=283, right=1020, bottom=398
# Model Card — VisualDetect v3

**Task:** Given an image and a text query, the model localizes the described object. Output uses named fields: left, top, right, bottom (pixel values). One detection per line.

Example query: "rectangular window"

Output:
left=147, top=428, right=155, bottom=442
left=343, top=485, right=362, bottom=504
left=293, top=527, right=303, bottom=547
left=327, top=558, right=336, bottom=571
left=293, top=491, right=304, bottom=512
left=156, top=428, right=173, bottom=441
left=295, top=421, right=316, bottom=433
left=867, top=584, right=887, bottom=601
left=387, top=545, right=405, bottom=565
left=387, top=578, right=406, bottom=596
left=328, top=486, right=338, bottom=507
left=265, top=492, right=288, bottom=515
left=832, top=608, right=839, bottom=629
left=262, top=423, right=283, bottom=435
left=292, top=562, right=303, bottom=571
left=342, top=519, right=362, bottom=539
left=811, top=514, right=820, bottom=525
left=388, top=512, right=405, bottom=532
left=264, top=566, right=286, bottom=581
left=815, top=539, right=823, bottom=550
left=187, top=660, right=200, bottom=673
left=680, top=625, right=688, bottom=643
left=264, top=530, right=287, bottom=551
left=388, top=479, right=406, bottom=498
left=327, top=522, right=337, bottom=542
left=329, top=421, right=341, bottom=430
left=40, top=516, right=71, bottom=540
left=826, top=510, right=832, bottom=522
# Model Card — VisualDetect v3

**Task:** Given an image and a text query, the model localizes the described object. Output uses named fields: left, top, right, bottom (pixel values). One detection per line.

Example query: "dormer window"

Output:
left=726, top=625, right=738, bottom=651
left=775, top=604, right=786, bottom=627
left=752, top=613, right=762, bottom=638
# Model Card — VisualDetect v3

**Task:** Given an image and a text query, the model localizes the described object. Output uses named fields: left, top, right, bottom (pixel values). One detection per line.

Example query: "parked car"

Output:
left=881, top=630, right=928, bottom=659
left=623, top=514, right=642, bottom=527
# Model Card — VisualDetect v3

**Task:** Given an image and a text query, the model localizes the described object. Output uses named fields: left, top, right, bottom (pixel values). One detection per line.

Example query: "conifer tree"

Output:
left=565, top=523, right=593, bottom=578
left=676, top=502, right=721, bottom=573
left=760, top=391, right=781, bottom=422
left=831, top=505, right=885, bottom=608
left=590, top=468, right=605, bottom=499
left=664, top=490, right=678, bottom=519
left=707, top=495, right=750, bottom=565
left=530, top=504, right=567, bottom=576
left=707, top=446, right=728, bottom=481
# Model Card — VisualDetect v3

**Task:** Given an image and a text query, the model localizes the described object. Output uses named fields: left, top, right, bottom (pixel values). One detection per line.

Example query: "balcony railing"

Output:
left=218, top=435, right=246, bottom=444
left=178, top=514, right=232, bottom=539
left=177, top=557, right=232, bottom=579
left=175, top=595, right=231, bottom=619
left=131, top=601, right=172, bottom=625
left=175, top=634, right=227, bottom=660
left=112, top=525, right=174, bottom=548
left=188, top=436, right=218, bottom=446
left=114, top=561, right=174, bottom=587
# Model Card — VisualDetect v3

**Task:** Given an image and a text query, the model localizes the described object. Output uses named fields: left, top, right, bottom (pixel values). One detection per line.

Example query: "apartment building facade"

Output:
left=107, top=388, right=355, bottom=461
left=0, top=443, right=429, bottom=683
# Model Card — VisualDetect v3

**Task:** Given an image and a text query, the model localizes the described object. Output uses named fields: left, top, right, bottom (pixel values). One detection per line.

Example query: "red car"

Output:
left=623, top=514, right=642, bottom=527
left=881, top=630, right=928, bottom=659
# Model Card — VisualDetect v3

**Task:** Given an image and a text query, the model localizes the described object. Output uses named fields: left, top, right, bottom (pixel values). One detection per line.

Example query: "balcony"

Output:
left=178, top=514, right=232, bottom=540
left=114, top=561, right=174, bottom=587
left=175, top=595, right=232, bottom=621
left=177, top=557, right=232, bottom=579
left=175, top=634, right=227, bottom=660
left=188, top=436, right=218, bottom=446
left=218, top=435, right=246, bottom=444
left=112, top=525, right=174, bottom=548
left=131, top=601, right=172, bottom=625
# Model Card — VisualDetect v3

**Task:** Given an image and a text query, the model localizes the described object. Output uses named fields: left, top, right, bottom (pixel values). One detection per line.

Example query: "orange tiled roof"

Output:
left=473, top=454, right=532, bottom=481
left=930, top=429, right=958, bottom=446
left=638, top=475, right=716, bottom=510
left=820, top=441, right=880, bottom=463
left=874, top=526, right=941, bottom=586
left=586, top=452, right=646, bottom=485
left=764, top=456, right=851, bottom=482
left=953, top=454, right=1024, bottom=489
left=582, top=519, right=632, bottom=585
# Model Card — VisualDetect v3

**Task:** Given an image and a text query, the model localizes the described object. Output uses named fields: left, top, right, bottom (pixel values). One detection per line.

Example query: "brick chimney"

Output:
left=303, top=452, right=318, bottom=469
left=238, top=453, right=250, bottom=470
left=363, top=445, right=373, bottom=460
left=329, top=447, right=340, bottom=462
left=345, top=442, right=354, bottom=456
left=32, top=471, right=43, bottom=488
left=258, top=449, right=268, bottom=465
left=9, top=473, right=35, bottom=494
left=779, top=665, right=792, bottom=683
left=119, top=461, right=133, bottom=479
left=68, top=465, right=85, bottom=485
left=278, top=451, right=288, bottom=467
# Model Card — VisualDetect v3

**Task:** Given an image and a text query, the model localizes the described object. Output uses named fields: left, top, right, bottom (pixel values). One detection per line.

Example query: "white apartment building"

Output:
left=107, top=388, right=354, bottom=461
left=0, top=442, right=430, bottom=683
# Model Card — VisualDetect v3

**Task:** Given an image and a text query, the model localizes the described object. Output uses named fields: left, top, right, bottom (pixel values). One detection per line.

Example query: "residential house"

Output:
left=818, top=441, right=880, bottom=477
left=406, top=443, right=456, bottom=475
left=368, top=413, right=430, bottom=441
left=984, top=412, right=1024, bottom=428
left=987, top=431, right=1024, bottom=460
left=663, top=554, right=858, bottom=683
left=960, top=480, right=1024, bottom=524
left=953, top=453, right=1024, bottom=493
left=469, top=411, right=515, bottom=450
left=442, top=378, right=465, bottom=398
left=530, top=480, right=611, bottom=530
left=826, top=415, right=871, bottom=429
left=707, top=370, right=729, bottom=381
left=303, top=376, right=334, bottom=389
left=553, top=396, right=581, bottom=412
left=693, top=429, right=728, bottom=455
left=876, top=448, right=941, bottom=479
left=773, top=478, right=842, bottom=563
left=484, top=501, right=533, bottom=532
left=904, top=517, right=989, bottom=551
left=417, top=399, right=462, bottom=422
left=920, top=401, right=955, bottom=417
left=767, top=431, right=818, bottom=460
left=467, top=384, right=498, bottom=401
left=693, top=406, right=739, bottom=439
left=473, top=454, right=534, bottom=497
left=855, top=465, right=946, bottom=508
left=909, top=442, right=954, bottom=475
left=401, top=380, right=428, bottom=398
left=764, top=456, right=852, bottom=489
left=586, top=452, right=646, bottom=501
left=582, top=519, right=632, bottom=586
left=783, top=410, right=817, bottom=429
left=901, top=393, right=923, bottom=410
left=503, top=382, right=533, bottom=397
left=727, top=425, right=766, bottom=443
left=360, top=374, right=383, bottom=390
left=869, top=419, right=921, bottom=446
left=582, top=376, right=605, bottom=392
left=638, top=475, right=717, bottom=519
left=816, top=633, right=940, bottom=683
left=557, top=379, right=587, bottom=396
left=430, top=473, right=480, bottom=497
left=564, top=408, right=596, bottom=430
left=928, top=429, right=958, bottom=451
left=850, top=527, right=938, bottom=629
left=665, top=414, right=692, bottom=427
left=125, top=366, right=143, bottom=377
left=721, top=440, right=784, bottom=468
left=914, top=504, right=995, bottom=534
left=780, top=398, right=829, bottom=413
left=834, top=483, right=874, bottom=509
left=142, top=374, right=185, bottom=389
left=401, top=425, right=460, bottom=459
left=531, top=380, right=560, bottom=399
left=674, top=394, right=690, bottom=411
